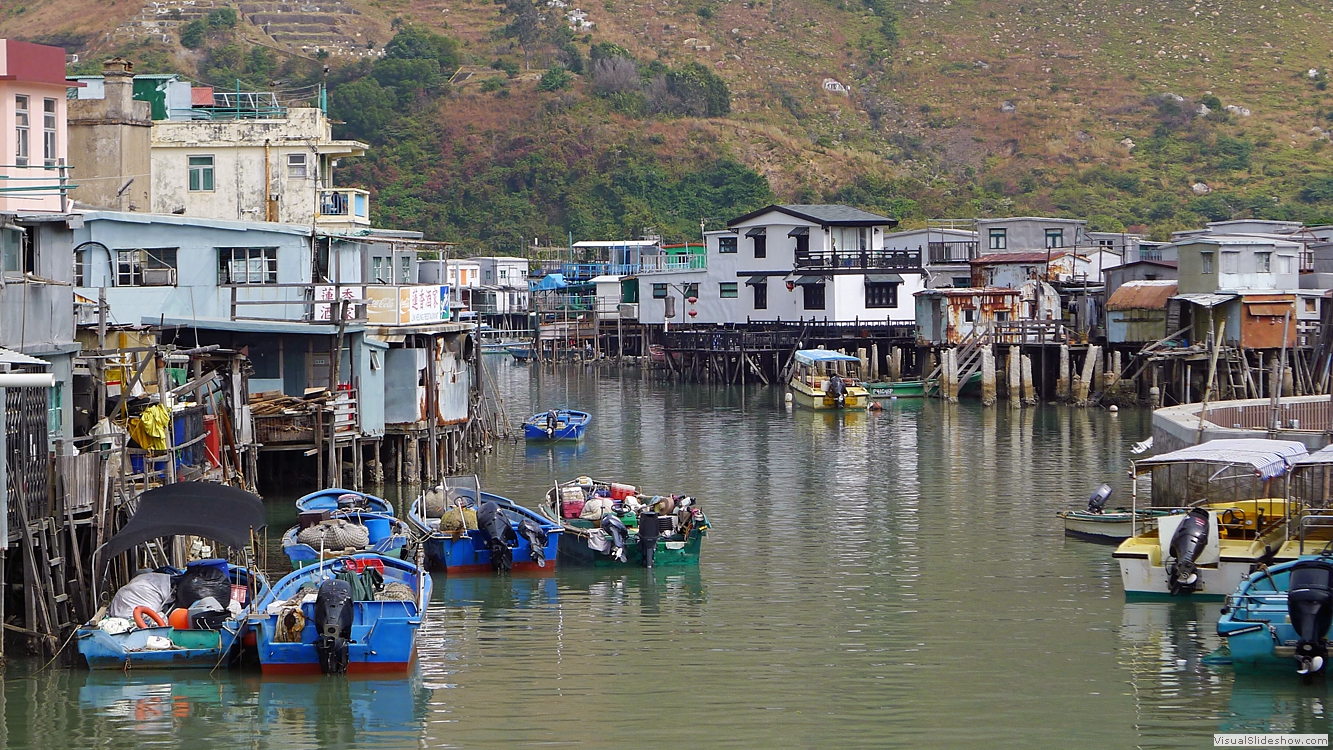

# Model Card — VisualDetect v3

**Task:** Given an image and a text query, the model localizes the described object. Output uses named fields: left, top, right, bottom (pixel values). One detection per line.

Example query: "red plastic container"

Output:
left=562, top=499, right=586, bottom=519
left=610, top=483, right=636, bottom=501
left=204, top=415, right=221, bottom=467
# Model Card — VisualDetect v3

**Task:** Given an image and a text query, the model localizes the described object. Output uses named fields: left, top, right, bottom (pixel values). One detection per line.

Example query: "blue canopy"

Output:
left=793, top=350, right=861, bottom=366
left=531, top=273, right=568, bottom=291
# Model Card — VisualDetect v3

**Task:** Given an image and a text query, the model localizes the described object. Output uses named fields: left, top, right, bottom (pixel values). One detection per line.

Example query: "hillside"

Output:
left=8, top=0, right=1333, bottom=251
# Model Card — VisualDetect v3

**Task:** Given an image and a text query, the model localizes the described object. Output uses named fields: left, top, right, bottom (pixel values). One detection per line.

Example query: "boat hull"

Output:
left=524, top=410, right=591, bottom=441
left=78, top=625, right=243, bottom=670
left=252, top=554, right=430, bottom=675
left=789, top=381, right=870, bottom=410
left=1217, top=560, right=1333, bottom=671
left=409, top=492, right=561, bottom=574
left=555, top=526, right=705, bottom=567
left=295, top=488, right=394, bottom=515
left=1059, top=509, right=1181, bottom=543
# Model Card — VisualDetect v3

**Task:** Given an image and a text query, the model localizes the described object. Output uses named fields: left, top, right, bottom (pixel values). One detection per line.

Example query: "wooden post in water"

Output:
left=1021, top=354, right=1037, bottom=405
left=857, top=348, right=868, bottom=379
left=1008, top=346, right=1021, bottom=407
left=1057, top=344, right=1071, bottom=402
left=980, top=346, right=996, bottom=406
left=870, top=344, right=880, bottom=380
left=1074, top=345, right=1099, bottom=406
left=889, top=347, right=902, bottom=381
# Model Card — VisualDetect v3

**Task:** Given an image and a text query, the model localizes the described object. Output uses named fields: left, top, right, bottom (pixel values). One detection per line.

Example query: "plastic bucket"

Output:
left=364, top=517, right=392, bottom=544
left=610, top=483, right=636, bottom=501
left=204, top=415, right=220, bottom=467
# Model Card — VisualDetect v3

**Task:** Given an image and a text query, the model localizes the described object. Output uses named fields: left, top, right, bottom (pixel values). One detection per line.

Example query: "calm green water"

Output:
left=3, top=357, right=1331, bottom=748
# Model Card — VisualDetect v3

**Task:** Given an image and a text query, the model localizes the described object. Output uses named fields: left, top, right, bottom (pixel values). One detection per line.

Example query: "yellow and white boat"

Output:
left=787, top=350, right=870, bottom=410
left=1111, top=438, right=1309, bottom=599
left=1274, top=445, right=1333, bottom=561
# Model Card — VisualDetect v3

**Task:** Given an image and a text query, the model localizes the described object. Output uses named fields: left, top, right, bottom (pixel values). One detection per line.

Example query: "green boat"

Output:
left=866, top=371, right=982, bottom=399
left=541, top=479, right=708, bottom=568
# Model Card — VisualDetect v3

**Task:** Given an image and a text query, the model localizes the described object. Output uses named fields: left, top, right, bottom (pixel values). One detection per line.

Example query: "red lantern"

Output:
left=687, top=296, right=698, bottom=305
left=688, top=309, right=698, bottom=317
left=786, top=280, right=795, bottom=291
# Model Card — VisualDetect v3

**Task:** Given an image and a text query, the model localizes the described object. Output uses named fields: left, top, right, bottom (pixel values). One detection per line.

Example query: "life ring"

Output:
left=133, top=606, right=168, bottom=629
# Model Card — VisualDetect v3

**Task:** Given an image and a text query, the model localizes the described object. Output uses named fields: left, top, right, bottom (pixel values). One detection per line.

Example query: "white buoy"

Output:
left=1109, top=405, right=1119, bottom=413
left=785, top=392, right=793, bottom=402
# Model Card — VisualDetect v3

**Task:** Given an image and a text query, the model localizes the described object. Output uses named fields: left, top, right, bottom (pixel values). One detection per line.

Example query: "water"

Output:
left=4, top=357, right=1332, bottom=748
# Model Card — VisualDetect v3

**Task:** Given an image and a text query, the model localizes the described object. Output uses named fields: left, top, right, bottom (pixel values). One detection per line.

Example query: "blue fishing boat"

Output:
left=407, top=477, right=560, bottom=574
left=524, top=409, right=590, bottom=441
left=1218, top=555, right=1333, bottom=675
left=281, top=509, right=411, bottom=570
left=78, top=483, right=269, bottom=670
left=294, top=488, right=394, bottom=515
left=508, top=345, right=533, bottom=363
left=252, top=553, right=431, bottom=674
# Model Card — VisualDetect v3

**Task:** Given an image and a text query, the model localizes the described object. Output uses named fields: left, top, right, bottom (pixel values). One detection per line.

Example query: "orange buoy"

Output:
left=167, top=607, right=191, bottom=630
left=133, top=605, right=168, bottom=629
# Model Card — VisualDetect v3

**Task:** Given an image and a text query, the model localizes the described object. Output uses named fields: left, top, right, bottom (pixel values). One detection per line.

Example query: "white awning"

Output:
left=1135, top=438, right=1308, bottom=480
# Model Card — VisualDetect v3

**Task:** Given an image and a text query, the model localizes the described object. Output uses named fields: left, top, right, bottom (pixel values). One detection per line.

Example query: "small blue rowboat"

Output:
left=281, top=510, right=411, bottom=570
left=79, top=483, right=269, bottom=670
left=508, top=346, right=532, bottom=363
left=1218, top=556, right=1333, bottom=675
left=252, top=553, right=431, bottom=675
left=408, top=487, right=560, bottom=574
left=524, top=409, right=590, bottom=441
left=294, top=488, right=394, bottom=516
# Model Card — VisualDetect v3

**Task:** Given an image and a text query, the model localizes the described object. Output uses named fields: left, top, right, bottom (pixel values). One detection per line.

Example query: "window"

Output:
left=753, top=280, right=767, bottom=309
left=1255, top=252, right=1272, bottom=273
left=1098, top=238, right=1114, bottom=249
left=116, top=248, right=178, bottom=287
left=1200, top=251, right=1214, bottom=274
left=1, top=226, right=22, bottom=274
left=864, top=281, right=899, bottom=308
left=857, top=227, right=869, bottom=252
left=42, top=99, right=57, bottom=167
left=652, top=283, right=668, bottom=299
left=219, top=247, right=278, bottom=284
left=753, top=234, right=766, bottom=258
left=371, top=257, right=387, bottom=283
left=74, top=249, right=84, bottom=287
left=988, top=228, right=1006, bottom=250
left=1306, top=298, right=1318, bottom=314
left=995, top=310, right=1010, bottom=322
left=188, top=155, right=215, bottom=191
left=287, top=152, right=307, bottom=178
left=1280, top=255, right=1295, bottom=275
left=1220, top=251, right=1239, bottom=274
left=964, top=308, right=975, bottom=323
left=15, top=95, right=29, bottom=167
left=802, top=282, right=825, bottom=310
left=952, top=276, right=971, bottom=288
left=400, top=256, right=412, bottom=284
left=719, top=282, right=738, bottom=299
left=718, top=236, right=737, bottom=254
left=1044, top=228, right=1064, bottom=249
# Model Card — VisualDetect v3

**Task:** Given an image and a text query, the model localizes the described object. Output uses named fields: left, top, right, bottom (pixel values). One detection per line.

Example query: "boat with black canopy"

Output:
left=77, top=482, right=269, bottom=670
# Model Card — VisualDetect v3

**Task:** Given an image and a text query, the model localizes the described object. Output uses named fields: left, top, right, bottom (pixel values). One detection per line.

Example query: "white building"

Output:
left=630, top=204, right=922, bottom=326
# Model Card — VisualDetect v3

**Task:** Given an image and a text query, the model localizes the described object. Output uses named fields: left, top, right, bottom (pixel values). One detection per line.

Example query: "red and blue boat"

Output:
left=252, top=553, right=431, bottom=674
left=408, top=477, right=561, bottom=574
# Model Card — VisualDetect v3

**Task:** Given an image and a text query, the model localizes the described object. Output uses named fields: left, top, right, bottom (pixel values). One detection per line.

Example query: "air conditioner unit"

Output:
left=618, top=303, right=639, bottom=319
left=141, top=267, right=177, bottom=286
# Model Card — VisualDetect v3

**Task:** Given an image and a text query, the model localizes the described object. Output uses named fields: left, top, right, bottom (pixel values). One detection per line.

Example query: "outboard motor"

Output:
left=827, top=374, right=847, bottom=406
left=1167, top=508, right=1211, bottom=596
left=1287, top=560, right=1333, bottom=675
left=518, top=516, right=550, bottom=568
left=638, top=511, right=661, bottom=568
left=545, top=409, right=559, bottom=437
left=601, top=514, right=628, bottom=563
left=477, top=501, right=518, bottom=572
left=1086, top=484, right=1113, bottom=514
left=314, top=578, right=354, bottom=674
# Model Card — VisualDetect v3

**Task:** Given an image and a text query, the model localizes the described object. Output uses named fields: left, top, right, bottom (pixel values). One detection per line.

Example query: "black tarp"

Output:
left=95, top=482, right=267, bottom=577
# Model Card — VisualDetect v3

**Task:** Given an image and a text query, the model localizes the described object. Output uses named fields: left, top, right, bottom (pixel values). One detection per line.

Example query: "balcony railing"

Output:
left=532, top=254, right=708, bottom=281
left=927, top=241, right=980, bottom=264
left=639, top=253, right=707, bottom=273
left=317, top=188, right=371, bottom=226
left=795, top=249, right=922, bottom=272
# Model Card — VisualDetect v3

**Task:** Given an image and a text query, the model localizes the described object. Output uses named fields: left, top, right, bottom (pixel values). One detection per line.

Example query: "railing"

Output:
left=992, top=320, right=1071, bottom=345
left=639, top=253, right=706, bottom=273
left=795, top=249, right=922, bottom=271
left=531, top=254, right=707, bottom=280
left=0, top=163, right=74, bottom=203
left=317, top=188, right=370, bottom=224
left=535, top=293, right=597, bottom=313
left=1200, top=400, right=1332, bottom=432
left=928, top=241, right=979, bottom=264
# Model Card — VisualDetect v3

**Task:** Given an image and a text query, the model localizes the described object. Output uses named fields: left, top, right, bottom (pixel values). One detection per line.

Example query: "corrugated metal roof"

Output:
left=0, top=347, right=51, bottom=367
left=1135, top=438, right=1308, bottom=480
left=1106, top=280, right=1178, bottom=311
left=1172, top=292, right=1237, bottom=308
left=971, top=251, right=1078, bottom=264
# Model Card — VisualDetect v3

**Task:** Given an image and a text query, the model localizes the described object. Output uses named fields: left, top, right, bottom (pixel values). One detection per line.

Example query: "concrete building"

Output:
left=631, top=204, right=920, bottom=326
left=0, top=40, right=72, bottom=214
left=66, top=59, right=152, bottom=212
left=66, top=64, right=369, bottom=229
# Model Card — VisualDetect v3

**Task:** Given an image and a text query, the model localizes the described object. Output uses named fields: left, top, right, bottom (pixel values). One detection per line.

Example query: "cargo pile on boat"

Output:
left=542, top=477, right=708, bottom=568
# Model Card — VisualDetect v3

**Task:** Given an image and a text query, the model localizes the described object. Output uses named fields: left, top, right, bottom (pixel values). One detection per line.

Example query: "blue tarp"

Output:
left=793, top=350, right=861, bottom=365
left=531, top=273, right=568, bottom=291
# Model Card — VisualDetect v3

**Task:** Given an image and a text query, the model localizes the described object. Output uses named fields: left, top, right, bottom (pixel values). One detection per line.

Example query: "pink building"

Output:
left=0, top=39, right=72, bottom=213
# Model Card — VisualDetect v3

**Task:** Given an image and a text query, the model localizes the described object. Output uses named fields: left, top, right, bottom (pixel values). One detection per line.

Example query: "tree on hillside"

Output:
left=330, top=78, right=397, bottom=141
left=383, top=24, right=459, bottom=73
left=500, top=0, right=542, bottom=69
left=665, top=63, right=729, bottom=117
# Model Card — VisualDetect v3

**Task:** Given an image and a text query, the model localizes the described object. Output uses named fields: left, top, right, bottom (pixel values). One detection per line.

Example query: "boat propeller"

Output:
left=478, top=501, right=518, bottom=573
left=1167, top=508, right=1210, bottom=596
left=1288, top=560, right=1333, bottom=675
left=518, top=516, right=549, bottom=568
left=601, top=514, right=628, bottom=563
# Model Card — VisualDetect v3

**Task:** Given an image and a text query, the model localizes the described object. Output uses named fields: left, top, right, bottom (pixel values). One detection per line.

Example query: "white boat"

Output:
left=787, top=350, right=870, bottom=410
left=1059, top=483, right=1183, bottom=543
left=1111, top=439, right=1309, bottom=599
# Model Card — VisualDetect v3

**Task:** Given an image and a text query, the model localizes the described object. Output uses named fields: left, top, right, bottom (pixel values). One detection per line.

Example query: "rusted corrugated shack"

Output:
left=1106, top=280, right=1176, bottom=344
left=915, top=287, right=1023, bottom=345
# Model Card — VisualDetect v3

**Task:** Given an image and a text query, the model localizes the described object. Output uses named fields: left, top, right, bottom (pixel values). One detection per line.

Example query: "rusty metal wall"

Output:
left=1201, top=400, right=1331, bottom=432
left=1239, top=297, right=1297, bottom=349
